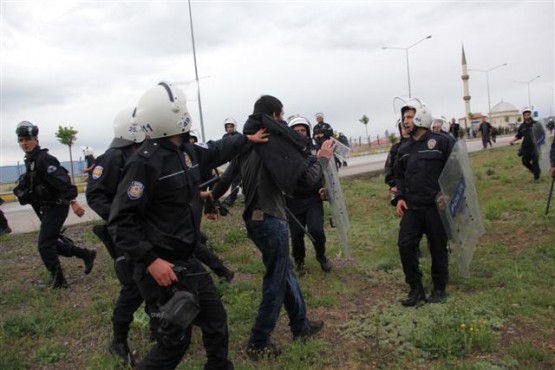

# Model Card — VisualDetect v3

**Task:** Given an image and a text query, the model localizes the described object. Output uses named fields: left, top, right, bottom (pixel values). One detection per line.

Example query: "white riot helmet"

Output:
left=431, top=117, right=449, bottom=133
left=522, top=107, right=532, bottom=115
left=394, top=97, right=432, bottom=129
left=81, top=146, right=95, bottom=156
left=135, top=81, right=192, bottom=139
left=288, top=115, right=311, bottom=136
left=110, top=107, right=146, bottom=148
left=223, top=117, right=237, bottom=129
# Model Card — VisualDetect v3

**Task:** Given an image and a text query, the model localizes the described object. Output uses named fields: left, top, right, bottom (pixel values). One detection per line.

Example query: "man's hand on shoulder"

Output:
left=247, top=128, right=269, bottom=143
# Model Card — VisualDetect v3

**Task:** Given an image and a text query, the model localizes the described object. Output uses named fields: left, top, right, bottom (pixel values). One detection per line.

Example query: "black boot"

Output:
left=110, top=324, right=134, bottom=366
left=51, top=265, right=68, bottom=289
left=401, top=283, right=425, bottom=307
left=76, top=248, right=96, bottom=274
left=215, top=266, right=235, bottom=283
left=317, top=257, right=332, bottom=272
left=426, top=289, right=447, bottom=303
left=110, top=339, right=134, bottom=366
left=295, top=259, right=306, bottom=276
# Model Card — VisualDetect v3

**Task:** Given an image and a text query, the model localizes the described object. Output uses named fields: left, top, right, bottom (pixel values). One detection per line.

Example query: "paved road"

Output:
left=1, top=136, right=513, bottom=235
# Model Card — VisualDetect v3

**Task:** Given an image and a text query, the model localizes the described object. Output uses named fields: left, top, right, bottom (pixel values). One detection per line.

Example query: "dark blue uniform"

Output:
left=285, top=141, right=329, bottom=271
left=108, top=135, right=246, bottom=370
left=515, top=120, right=542, bottom=180
left=86, top=143, right=146, bottom=358
left=395, top=131, right=454, bottom=294
left=17, top=146, right=95, bottom=286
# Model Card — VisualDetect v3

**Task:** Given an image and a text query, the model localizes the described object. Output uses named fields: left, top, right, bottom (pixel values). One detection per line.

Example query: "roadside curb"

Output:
left=0, top=184, right=86, bottom=203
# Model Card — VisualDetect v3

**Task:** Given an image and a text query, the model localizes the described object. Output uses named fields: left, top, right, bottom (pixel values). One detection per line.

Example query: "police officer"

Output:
left=221, top=118, right=242, bottom=208
left=313, top=112, right=340, bottom=169
left=384, top=120, right=409, bottom=206
left=394, top=100, right=455, bottom=306
left=287, top=116, right=331, bottom=273
left=510, top=108, right=543, bottom=180
left=14, top=121, right=96, bottom=289
left=86, top=108, right=147, bottom=365
left=107, top=82, right=268, bottom=369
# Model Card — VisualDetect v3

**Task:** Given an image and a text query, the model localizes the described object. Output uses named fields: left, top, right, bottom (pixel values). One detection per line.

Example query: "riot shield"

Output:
left=331, top=137, right=352, bottom=163
left=323, top=157, right=350, bottom=257
left=533, top=121, right=550, bottom=176
left=436, top=140, right=484, bottom=276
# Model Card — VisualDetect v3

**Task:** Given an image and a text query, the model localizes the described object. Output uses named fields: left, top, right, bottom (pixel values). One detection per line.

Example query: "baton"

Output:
left=199, top=176, right=221, bottom=189
left=546, top=176, right=555, bottom=215
left=285, top=207, right=316, bottom=243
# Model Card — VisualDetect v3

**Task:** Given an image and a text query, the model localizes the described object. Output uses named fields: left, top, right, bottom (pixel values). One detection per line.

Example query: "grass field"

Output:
left=0, top=145, right=554, bottom=369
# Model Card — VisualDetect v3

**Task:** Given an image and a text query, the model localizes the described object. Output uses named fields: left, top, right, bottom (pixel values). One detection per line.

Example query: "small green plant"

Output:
left=509, top=340, right=554, bottom=365
left=35, top=343, right=69, bottom=364
left=2, top=314, right=57, bottom=338
left=459, top=319, right=497, bottom=352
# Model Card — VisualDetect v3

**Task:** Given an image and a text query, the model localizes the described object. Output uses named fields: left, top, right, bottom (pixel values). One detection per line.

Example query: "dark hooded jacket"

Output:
left=243, top=113, right=310, bottom=195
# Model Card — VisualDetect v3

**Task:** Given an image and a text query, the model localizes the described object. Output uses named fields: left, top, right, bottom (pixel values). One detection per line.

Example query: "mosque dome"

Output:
left=491, top=101, right=518, bottom=113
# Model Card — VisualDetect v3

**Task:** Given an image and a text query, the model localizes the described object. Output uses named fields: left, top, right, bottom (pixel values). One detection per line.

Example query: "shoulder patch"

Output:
left=427, top=138, right=437, bottom=150
left=47, top=165, right=57, bottom=173
left=92, top=165, right=104, bottom=179
left=127, top=181, right=144, bottom=200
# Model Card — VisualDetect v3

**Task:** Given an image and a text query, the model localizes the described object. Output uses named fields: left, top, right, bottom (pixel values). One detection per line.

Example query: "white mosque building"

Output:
left=489, top=101, right=521, bottom=131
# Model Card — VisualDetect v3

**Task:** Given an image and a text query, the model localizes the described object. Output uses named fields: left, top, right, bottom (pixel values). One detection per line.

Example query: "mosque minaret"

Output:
left=461, top=44, right=472, bottom=130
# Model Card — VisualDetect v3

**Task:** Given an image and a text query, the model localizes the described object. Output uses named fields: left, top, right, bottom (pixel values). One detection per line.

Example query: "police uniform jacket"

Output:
left=395, top=130, right=454, bottom=209
left=515, top=120, right=540, bottom=155
left=86, top=144, right=136, bottom=221
left=108, top=135, right=248, bottom=267
left=384, top=141, right=402, bottom=188
left=21, top=147, right=78, bottom=206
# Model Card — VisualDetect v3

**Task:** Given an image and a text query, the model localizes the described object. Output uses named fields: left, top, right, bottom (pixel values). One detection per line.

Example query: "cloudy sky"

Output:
left=1, top=0, right=553, bottom=165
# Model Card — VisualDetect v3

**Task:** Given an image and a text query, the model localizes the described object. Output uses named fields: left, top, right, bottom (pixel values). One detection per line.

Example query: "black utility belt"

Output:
left=39, top=199, right=68, bottom=206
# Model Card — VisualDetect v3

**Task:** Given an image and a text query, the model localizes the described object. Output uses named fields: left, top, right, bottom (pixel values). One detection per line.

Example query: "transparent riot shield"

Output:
left=436, top=140, right=484, bottom=276
left=331, top=137, right=352, bottom=163
left=533, top=121, right=550, bottom=175
left=323, top=157, right=350, bottom=257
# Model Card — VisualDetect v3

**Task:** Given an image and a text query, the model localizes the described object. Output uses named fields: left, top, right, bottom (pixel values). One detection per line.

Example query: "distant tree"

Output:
left=55, top=126, right=78, bottom=184
left=384, top=129, right=390, bottom=139
left=389, top=132, right=399, bottom=145
left=359, top=114, right=369, bottom=144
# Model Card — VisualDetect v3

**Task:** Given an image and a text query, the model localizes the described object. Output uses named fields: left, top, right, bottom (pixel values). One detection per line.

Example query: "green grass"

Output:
left=0, top=145, right=554, bottom=369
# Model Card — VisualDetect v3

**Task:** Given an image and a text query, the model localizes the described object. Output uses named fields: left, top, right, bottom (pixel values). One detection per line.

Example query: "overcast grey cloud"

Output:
left=1, top=0, right=553, bottom=165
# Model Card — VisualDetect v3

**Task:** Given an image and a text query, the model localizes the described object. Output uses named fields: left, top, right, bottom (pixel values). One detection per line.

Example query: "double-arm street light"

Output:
left=382, top=35, right=432, bottom=98
left=514, top=75, right=541, bottom=108
left=469, top=63, right=508, bottom=119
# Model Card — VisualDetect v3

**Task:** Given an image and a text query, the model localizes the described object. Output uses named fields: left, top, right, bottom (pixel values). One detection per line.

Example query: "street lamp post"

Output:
left=188, top=0, right=206, bottom=142
left=382, top=35, right=432, bottom=98
left=469, top=63, right=508, bottom=120
left=514, top=75, right=541, bottom=108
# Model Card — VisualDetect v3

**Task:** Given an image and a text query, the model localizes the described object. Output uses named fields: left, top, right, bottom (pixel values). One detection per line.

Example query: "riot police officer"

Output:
left=107, top=82, right=268, bottom=369
left=287, top=116, right=331, bottom=273
left=313, top=112, right=341, bottom=168
left=221, top=117, right=242, bottom=208
left=394, top=100, right=455, bottom=306
left=14, top=121, right=96, bottom=289
left=86, top=108, right=147, bottom=365
left=510, top=108, right=543, bottom=180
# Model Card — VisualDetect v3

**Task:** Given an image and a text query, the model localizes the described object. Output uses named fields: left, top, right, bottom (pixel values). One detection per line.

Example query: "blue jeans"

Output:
left=246, top=214, right=309, bottom=347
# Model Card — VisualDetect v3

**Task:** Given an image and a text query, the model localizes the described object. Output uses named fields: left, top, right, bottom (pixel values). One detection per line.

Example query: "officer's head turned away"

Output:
left=135, top=81, right=192, bottom=139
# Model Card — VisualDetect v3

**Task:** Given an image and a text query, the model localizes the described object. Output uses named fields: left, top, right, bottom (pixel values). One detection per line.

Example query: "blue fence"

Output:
left=0, top=159, right=86, bottom=183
